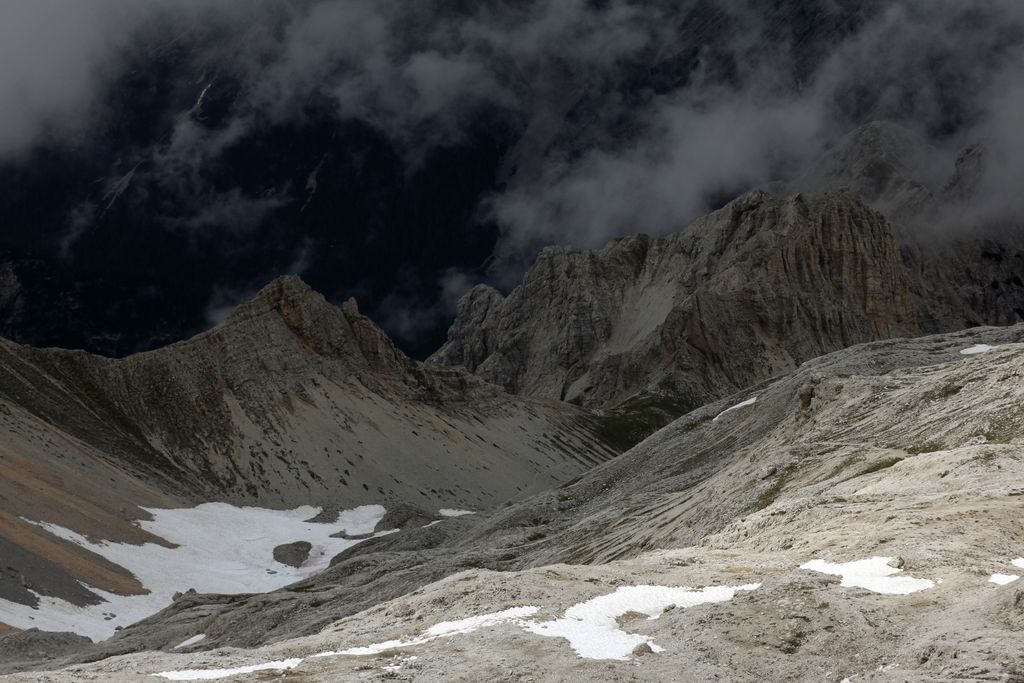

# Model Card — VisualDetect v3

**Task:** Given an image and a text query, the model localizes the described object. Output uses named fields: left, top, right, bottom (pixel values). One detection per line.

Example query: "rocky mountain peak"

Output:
left=433, top=189, right=921, bottom=411
left=218, top=275, right=408, bottom=378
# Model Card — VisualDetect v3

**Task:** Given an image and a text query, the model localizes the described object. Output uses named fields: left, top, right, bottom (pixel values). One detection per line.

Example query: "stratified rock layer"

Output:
left=433, top=190, right=1024, bottom=411
left=0, top=276, right=614, bottom=613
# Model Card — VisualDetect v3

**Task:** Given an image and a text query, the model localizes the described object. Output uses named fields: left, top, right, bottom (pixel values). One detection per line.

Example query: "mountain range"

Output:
left=2, top=119, right=1024, bottom=676
left=2, top=1, right=1024, bottom=679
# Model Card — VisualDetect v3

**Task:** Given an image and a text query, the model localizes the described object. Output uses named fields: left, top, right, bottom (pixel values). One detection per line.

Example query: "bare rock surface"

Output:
left=0, top=631, right=90, bottom=677
left=0, top=277, right=614, bottom=617
left=12, top=323, right=1024, bottom=680
left=433, top=185, right=1024, bottom=418
left=435, top=191, right=928, bottom=410
left=272, top=543, right=312, bottom=569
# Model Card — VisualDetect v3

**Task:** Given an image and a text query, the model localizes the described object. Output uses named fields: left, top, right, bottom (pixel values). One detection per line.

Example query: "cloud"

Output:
left=5, top=0, right=1024, bottom=305
left=0, top=0, right=672, bottom=157
left=0, top=0, right=136, bottom=156
left=0, top=0, right=261, bottom=156
left=484, top=0, right=1024, bottom=271
left=490, top=86, right=828, bottom=262
left=374, top=268, right=478, bottom=347
left=943, top=49, right=1024, bottom=228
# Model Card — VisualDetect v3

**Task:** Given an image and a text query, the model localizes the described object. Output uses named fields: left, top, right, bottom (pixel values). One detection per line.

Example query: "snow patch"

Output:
left=154, top=658, right=303, bottom=680
left=960, top=344, right=996, bottom=355
left=320, top=585, right=758, bottom=663
left=801, top=557, right=935, bottom=595
left=713, top=396, right=757, bottom=422
left=439, top=509, right=476, bottom=517
left=0, top=504, right=387, bottom=641
left=989, top=574, right=1020, bottom=586
left=522, top=584, right=761, bottom=660
left=149, top=583, right=761, bottom=678
left=1012, top=558, right=1024, bottom=570
left=172, top=634, right=207, bottom=650
left=188, top=82, right=214, bottom=116
left=317, top=606, right=540, bottom=657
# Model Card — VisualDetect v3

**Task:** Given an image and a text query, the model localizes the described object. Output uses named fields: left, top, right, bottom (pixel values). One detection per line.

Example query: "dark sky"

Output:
left=2, top=0, right=1024, bottom=358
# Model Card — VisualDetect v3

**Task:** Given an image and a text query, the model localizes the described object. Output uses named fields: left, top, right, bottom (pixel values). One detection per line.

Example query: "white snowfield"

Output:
left=712, top=396, right=757, bottom=422
left=0, top=504, right=388, bottom=641
left=151, top=583, right=762, bottom=679
left=522, top=584, right=762, bottom=660
left=989, top=574, right=1020, bottom=586
left=317, top=606, right=541, bottom=657
left=325, top=584, right=760, bottom=662
left=989, top=558, right=1024, bottom=585
left=800, top=557, right=935, bottom=595
left=439, top=509, right=476, bottom=517
left=960, top=344, right=997, bottom=355
left=154, top=658, right=304, bottom=681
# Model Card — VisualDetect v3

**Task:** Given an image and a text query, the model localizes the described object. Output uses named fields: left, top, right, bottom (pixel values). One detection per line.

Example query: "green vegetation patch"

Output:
left=752, top=463, right=799, bottom=512
left=594, top=392, right=692, bottom=452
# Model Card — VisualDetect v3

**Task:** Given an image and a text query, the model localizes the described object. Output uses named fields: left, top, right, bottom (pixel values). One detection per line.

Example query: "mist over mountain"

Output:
left=3, top=0, right=1024, bottom=358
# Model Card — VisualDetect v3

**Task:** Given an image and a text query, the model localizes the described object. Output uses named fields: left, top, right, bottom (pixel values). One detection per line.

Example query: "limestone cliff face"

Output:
left=789, top=121, right=1024, bottom=337
left=433, top=191, right=929, bottom=410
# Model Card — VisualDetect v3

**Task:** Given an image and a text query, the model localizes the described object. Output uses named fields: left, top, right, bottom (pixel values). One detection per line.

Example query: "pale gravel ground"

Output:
left=8, top=440, right=1023, bottom=679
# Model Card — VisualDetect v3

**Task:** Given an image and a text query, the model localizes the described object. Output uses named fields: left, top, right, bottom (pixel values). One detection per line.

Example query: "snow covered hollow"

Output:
left=0, top=504, right=389, bottom=641
left=522, top=584, right=761, bottom=660
left=960, top=344, right=997, bottom=355
left=713, top=396, right=757, bottom=422
left=800, top=557, right=935, bottom=595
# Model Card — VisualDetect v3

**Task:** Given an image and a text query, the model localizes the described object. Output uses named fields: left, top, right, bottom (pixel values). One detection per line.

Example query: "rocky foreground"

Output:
left=6, top=323, right=1023, bottom=681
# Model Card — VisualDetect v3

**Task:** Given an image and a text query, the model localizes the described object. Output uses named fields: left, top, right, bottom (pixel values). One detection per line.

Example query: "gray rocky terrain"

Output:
left=3, top=126, right=1024, bottom=678
left=0, top=276, right=614, bottom=625
left=3, top=1, right=1024, bottom=679
left=5, top=321, right=1022, bottom=681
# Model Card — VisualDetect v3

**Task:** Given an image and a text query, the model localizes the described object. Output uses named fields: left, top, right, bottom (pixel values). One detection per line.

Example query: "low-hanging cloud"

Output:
left=487, top=0, right=1024, bottom=270
left=5, top=0, right=1024, bottom=317
left=0, top=0, right=136, bottom=156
